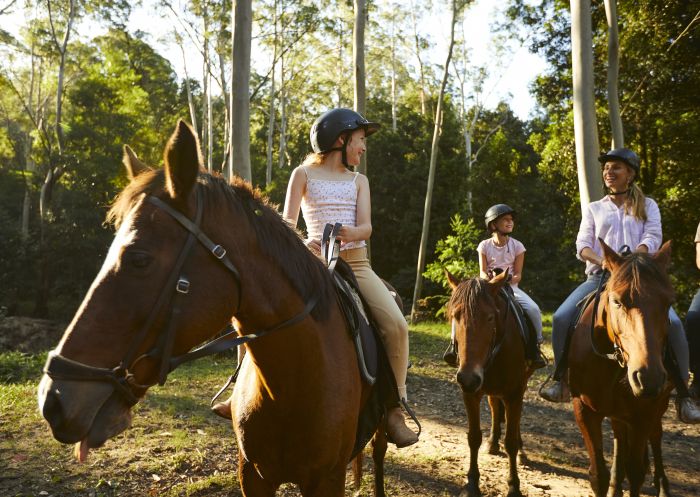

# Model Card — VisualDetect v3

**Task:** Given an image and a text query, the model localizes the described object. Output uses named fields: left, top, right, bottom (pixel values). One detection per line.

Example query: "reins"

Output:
left=44, top=184, right=319, bottom=406
left=588, top=245, right=632, bottom=368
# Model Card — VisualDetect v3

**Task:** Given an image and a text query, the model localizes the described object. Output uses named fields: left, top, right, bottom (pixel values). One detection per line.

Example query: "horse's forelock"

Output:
left=106, top=169, right=164, bottom=228
left=448, top=278, right=490, bottom=326
left=608, top=253, right=674, bottom=303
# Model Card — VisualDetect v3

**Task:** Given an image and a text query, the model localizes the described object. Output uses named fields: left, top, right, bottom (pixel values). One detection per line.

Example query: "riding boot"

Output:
left=386, top=406, right=419, bottom=448
left=677, top=397, right=700, bottom=424
left=689, top=375, right=700, bottom=401
left=539, top=379, right=571, bottom=403
left=211, top=396, right=233, bottom=420
left=443, top=340, right=457, bottom=367
left=525, top=325, right=546, bottom=369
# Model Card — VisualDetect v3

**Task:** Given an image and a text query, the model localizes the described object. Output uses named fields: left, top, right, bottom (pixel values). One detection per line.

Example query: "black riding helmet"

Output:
left=309, top=108, right=380, bottom=167
left=485, top=204, right=516, bottom=231
left=598, top=147, right=640, bottom=178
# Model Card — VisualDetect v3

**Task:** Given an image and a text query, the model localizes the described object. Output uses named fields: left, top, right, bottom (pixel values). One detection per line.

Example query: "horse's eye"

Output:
left=612, top=298, right=623, bottom=309
left=487, top=314, right=495, bottom=322
left=125, top=250, right=152, bottom=268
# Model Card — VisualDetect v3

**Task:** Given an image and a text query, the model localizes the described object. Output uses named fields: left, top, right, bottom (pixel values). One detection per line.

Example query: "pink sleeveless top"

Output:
left=300, top=168, right=366, bottom=251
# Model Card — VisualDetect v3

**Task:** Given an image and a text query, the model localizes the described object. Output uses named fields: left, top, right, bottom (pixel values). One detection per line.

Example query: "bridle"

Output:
left=43, top=184, right=318, bottom=406
left=588, top=269, right=628, bottom=368
left=457, top=286, right=510, bottom=374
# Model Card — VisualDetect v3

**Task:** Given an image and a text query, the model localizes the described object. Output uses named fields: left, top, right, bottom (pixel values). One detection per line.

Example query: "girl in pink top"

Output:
left=283, top=108, right=418, bottom=448
left=479, top=205, right=544, bottom=360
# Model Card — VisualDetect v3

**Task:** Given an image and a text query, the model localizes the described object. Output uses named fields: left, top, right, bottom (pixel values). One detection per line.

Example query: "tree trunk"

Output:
left=266, top=0, right=278, bottom=186
left=178, top=37, right=199, bottom=135
left=278, top=51, right=287, bottom=170
left=35, top=0, right=75, bottom=317
left=229, top=0, right=252, bottom=181
left=391, top=12, right=397, bottom=132
left=411, top=0, right=459, bottom=322
left=410, top=0, right=426, bottom=116
left=570, top=0, right=603, bottom=215
left=604, top=0, right=624, bottom=148
left=353, top=0, right=367, bottom=175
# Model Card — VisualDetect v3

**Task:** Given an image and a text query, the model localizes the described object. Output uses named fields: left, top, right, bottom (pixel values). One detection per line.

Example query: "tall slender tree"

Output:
left=229, top=0, right=252, bottom=181
left=353, top=0, right=367, bottom=175
left=570, top=0, right=603, bottom=214
left=411, top=0, right=463, bottom=322
left=604, top=0, right=624, bottom=148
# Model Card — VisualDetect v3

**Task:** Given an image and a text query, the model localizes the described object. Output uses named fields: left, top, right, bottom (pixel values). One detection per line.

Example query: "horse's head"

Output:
left=445, top=269, right=510, bottom=393
left=600, top=239, right=674, bottom=398
left=37, top=121, right=241, bottom=461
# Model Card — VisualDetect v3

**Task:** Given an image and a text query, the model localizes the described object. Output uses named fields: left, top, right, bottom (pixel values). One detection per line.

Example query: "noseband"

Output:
left=44, top=185, right=318, bottom=406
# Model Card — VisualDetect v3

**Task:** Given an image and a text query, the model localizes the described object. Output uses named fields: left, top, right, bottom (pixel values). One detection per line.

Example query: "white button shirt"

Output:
left=575, top=196, right=662, bottom=275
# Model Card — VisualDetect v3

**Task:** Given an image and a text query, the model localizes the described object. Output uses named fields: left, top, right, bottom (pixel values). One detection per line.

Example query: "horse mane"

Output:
left=608, top=252, right=675, bottom=304
left=448, top=278, right=491, bottom=326
left=107, top=169, right=335, bottom=321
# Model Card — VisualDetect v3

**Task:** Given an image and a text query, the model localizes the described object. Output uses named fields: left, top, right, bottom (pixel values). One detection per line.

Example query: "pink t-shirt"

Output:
left=477, top=237, right=526, bottom=277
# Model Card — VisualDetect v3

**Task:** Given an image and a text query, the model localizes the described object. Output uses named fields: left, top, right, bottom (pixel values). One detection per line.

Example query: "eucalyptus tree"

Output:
left=354, top=0, right=366, bottom=174
left=570, top=0, right=602, bottom=214
left=229, top=0, right=252, bottom=181
left=411, top=0, right=466, bottom=322
left=604, top=0, right=623, bottom=148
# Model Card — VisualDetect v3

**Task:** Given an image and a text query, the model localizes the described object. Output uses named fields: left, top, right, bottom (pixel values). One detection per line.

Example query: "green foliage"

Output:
left=424, top=214, right=481, bottom=287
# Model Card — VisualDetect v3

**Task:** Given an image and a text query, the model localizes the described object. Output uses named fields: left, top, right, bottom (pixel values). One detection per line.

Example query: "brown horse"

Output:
left=567, top=239, right=674, bottom=497
left=37, top=121, right=380, bottom=496
left=446, top=270, right=533, bottom=497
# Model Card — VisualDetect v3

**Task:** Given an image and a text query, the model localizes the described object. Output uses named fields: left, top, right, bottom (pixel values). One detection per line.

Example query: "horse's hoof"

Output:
left=459, top=486, right=481, bottom=497
left=483, top=439, right=499, bottom=455
left=506, top=491, right=523, bottom=497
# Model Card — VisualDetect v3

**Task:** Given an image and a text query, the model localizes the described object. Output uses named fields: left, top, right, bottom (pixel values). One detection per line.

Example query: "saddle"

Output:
left=321, top=223, right=402, bottom=459
left=492, top=269, right=541, bottom=364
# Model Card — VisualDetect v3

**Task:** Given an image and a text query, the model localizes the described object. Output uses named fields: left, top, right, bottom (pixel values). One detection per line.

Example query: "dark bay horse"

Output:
left=37, top=121, right=377, bottom=496
left=446, top=270, right=533, bottom=497
left=568, top=239, right=675, bottom=497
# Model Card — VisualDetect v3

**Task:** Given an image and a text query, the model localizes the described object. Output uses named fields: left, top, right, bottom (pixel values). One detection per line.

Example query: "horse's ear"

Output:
left=488, top=268, right=509, bottom=295
left=653, top=240, right=672, bottom=270
left=600, top=237, right=623, bottom=271
left=122, top=145, right=150, bottom=180
left=445, top=269, right=461, bottom=290
left=163, top=120, right=202, bottom=203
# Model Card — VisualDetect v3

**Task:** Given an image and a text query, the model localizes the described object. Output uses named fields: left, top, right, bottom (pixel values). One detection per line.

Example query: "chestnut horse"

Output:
left=567, top=239, right=674, bottom=497
left=446, top=270, right=533, bottom=497
left=37, top=121, right=379, bottom=496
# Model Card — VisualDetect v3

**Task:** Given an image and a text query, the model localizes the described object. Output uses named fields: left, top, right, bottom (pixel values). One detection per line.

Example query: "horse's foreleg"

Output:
left=573, top=398, right=609, bottom=497
left=625, top=425, right=652, bottom=497
left=609, top=419, right=627, bottom=497
left=649, top=416, right=670, bottom=497
left=299, top=466, right=347, bottom=497
left=461, top=393, right=483, bottom=497
left=351, top=451, right=363, bottom=496
left=372, top=425, right=388, bottom=497
left=486, top=396, right=502, bottom=454
left=239, top=455, right=276, bottom=497
left=503, top=397, right=524, bottom=497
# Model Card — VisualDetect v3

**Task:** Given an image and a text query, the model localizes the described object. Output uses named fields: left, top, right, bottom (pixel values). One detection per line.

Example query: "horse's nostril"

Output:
left=456, top=370, right=482, bottom=393
left=42, top=389, right=64, bottom=427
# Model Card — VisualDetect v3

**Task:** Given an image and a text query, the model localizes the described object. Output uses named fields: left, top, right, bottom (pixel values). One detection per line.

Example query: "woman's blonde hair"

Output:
left=604, top=165, right=647, bottom=221
left=625, top=182, right=647, bottom=221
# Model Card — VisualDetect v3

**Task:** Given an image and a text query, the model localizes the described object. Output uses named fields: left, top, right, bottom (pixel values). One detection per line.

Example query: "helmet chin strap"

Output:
left=328, top=131, right=352, bottom=167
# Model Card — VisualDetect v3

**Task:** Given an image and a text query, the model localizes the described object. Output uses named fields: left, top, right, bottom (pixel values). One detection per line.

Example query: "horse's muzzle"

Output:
left=629, top=367, right=667, bottom=398
left=456, top=369, right=483, bottom=393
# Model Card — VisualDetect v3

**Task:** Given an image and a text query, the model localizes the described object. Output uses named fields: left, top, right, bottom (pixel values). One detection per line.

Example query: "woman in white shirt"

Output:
left=540, top=148, right=700, bottom=424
